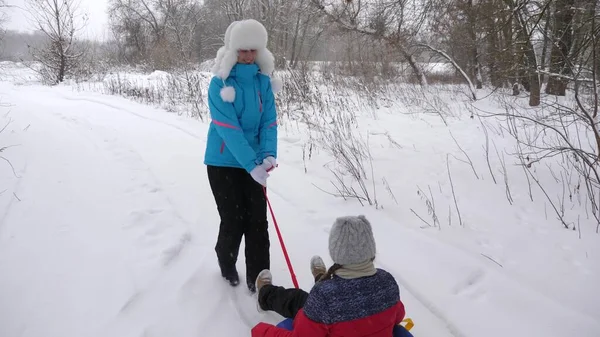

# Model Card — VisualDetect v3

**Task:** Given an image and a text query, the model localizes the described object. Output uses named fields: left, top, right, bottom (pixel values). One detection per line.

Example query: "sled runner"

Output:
left=275, top=317, right=415, bottom=336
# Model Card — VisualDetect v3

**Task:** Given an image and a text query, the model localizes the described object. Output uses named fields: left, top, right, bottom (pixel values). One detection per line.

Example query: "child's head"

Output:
left=328, top=215, right=376, bottom=266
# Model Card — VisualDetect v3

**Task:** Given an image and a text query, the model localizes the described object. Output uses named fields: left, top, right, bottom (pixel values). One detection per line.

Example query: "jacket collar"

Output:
left=230, top=63, right=259, bottom=80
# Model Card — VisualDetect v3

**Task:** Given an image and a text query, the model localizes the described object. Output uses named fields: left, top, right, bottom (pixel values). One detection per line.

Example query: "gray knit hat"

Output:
left=328, top=215, right=377, bottom=265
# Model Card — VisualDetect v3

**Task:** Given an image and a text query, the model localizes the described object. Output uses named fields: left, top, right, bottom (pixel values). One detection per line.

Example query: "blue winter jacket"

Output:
left=204, top=63, right=278, bottom=173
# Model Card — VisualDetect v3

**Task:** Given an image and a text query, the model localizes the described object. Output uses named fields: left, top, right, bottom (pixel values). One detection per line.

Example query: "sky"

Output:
left=4, top=0, right=109, bottom=40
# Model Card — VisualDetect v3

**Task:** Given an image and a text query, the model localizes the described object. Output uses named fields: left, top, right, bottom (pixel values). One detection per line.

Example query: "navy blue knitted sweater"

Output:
left=302, top=269, right=400, bottom=325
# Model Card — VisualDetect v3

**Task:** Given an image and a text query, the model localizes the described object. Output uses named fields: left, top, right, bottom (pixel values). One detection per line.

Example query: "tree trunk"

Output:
left=53, top=0, right=67, bottom=83
left=546, top=0, right=576, bottom=96
left=486, top=7, right=502, bottom=88
left=504, top=10, right=517, bottom=89
left=539, top=10, right=552, bottom=85
left=58, top=47, right=66, bottom=82
left=482, top=0, right=496, bottom=83
left=292, top=14, right=312, bottom=68
left=289, top=5, right=303, bottom=67
left=468, top=0, right=483, bottom=88
left=511, top=3, right=541, bottom=106
left=402, top=48, right=427, bottom=86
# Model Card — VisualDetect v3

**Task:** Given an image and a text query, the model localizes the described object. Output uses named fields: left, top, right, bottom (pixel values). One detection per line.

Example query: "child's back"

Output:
left=300, top=269, right=405, bottom=336
left=252, top=215, right=406, bottom=337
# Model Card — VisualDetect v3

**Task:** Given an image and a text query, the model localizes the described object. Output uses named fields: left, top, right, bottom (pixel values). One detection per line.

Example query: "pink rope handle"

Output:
left=263, top=187, right=299, bottom=289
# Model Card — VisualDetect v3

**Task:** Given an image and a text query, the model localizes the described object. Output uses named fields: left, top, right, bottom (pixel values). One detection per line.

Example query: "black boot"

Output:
left=221, top=265, right=240, bottom=287
left=247, top=279, right=256, bottom=293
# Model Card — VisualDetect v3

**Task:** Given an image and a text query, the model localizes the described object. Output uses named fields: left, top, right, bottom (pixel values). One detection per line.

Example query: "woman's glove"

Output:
left=261, top=156, right=277, bottom=172
left=250, top=165, right=270, bottom=186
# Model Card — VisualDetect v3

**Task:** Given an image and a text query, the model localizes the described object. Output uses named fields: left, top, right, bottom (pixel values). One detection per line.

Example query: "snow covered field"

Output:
left=0, top=63, right=598, bottom=337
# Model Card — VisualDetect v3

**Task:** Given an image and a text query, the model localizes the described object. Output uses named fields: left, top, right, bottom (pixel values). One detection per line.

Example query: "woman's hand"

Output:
left=251, top=165, right=270, bottom=186
left=261, top=156, right=277, bottom=172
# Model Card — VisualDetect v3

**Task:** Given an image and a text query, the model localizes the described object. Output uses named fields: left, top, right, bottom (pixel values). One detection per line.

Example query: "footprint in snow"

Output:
left=162, top=231, right=192, bottom=266
left=452, top=269, right=485, bottom=297
left=119, top=291, right=143, bottom=314
left=148, top=186, right=161, bottom=193
left=139, top=183, right=162, bottom=194
left=125, top=210, right=153, bottom=228
left=144, top=224, right=166, bottom=237
left=281, top=136, right=301, bottom=144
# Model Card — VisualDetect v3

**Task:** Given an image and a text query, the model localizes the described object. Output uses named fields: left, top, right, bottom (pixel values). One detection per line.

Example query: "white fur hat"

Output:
left=212, top=19, right=283, bottom=102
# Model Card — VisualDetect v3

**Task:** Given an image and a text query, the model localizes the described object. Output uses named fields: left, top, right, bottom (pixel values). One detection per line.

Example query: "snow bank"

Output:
left=0, top=62, right=598, bottom=337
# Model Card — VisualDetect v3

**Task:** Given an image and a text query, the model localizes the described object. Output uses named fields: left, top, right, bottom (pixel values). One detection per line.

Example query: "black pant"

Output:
left=258, top=285, right=309, bottom=319
left=257, top=274, right=322, bottom=319
left=207, top=165, right=270, bottom=286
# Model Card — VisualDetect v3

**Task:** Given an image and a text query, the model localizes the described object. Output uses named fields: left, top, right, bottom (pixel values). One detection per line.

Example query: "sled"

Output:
left=275, top=317, right=415, bottom=336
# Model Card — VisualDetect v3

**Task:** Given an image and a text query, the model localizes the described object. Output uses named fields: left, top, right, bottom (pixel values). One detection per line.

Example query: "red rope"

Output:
left=264, top=187, right=299, bottom=289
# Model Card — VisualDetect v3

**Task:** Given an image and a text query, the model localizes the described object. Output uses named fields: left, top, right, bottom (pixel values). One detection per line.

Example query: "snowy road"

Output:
left=0, top=82, right=598, bottom=337
left=0, top=83, right=279, bottom=337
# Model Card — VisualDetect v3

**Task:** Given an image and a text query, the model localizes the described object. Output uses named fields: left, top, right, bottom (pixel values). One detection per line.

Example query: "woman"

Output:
left=252, top=215, right=407, bottom=337
left=204, top=19, right=282, bottom=293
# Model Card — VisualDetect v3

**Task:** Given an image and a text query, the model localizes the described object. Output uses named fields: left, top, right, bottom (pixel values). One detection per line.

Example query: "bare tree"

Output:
left=108, top=0, right=206, bottom=69
left=428, top=0, right=483, bottom=88
left=310, top=0, right=429, bottom=86
left=108, top=0, right=167, bottom=66
left=427, top=0, right=597, bottom=104
left=0, top=1, right=9, bottom=47
left=417, top=43, right=478, bottom=100
left=545, top=0, right=598, bottom=97
left=249, top=0, right=327, bottom=69
left=545, top=0, right=575, bottom=96
left=25, top=0, right=88, bottom=84
left=0, top=1, right=7, bottom=24
left=478, top=26, right=600, bottom=230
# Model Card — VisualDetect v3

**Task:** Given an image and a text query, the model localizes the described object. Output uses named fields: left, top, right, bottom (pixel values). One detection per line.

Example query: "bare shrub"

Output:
left=24, top=0, right=88, bottom=84
left=0, top=109, right=20, bottom=179
left=446, top=154, right=464, bottom=227
left=478, top=75, right=600, bottom=233
left=274, top=61, right=470, bottom=208
left=411, top=185, right=441, bottom=229
left=310, top=113, right=376, bottom=206
left=78, top=69, right=211, bottom=118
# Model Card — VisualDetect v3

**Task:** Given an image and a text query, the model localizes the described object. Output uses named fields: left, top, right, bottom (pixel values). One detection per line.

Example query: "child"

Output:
left=251, top=215, right=406, bottom=337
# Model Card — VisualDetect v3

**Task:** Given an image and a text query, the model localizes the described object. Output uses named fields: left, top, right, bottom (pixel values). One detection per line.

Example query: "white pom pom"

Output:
left=270, top=77, right=283, bottom=93
left=220, top=86, right=236, bottom=102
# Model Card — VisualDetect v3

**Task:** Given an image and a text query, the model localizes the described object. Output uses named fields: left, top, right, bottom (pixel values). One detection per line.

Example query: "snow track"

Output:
left=0, top=84, right=287, bottom=337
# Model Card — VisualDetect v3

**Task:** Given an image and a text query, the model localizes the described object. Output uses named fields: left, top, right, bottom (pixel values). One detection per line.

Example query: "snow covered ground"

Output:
left=0, top=64, right=599, bottom=337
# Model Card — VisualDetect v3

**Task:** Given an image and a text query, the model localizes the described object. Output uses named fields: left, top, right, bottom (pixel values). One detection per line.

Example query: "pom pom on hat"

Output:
left=270, top=77, right=283, bottom=94
left=220, top=86, right=236, bottom=102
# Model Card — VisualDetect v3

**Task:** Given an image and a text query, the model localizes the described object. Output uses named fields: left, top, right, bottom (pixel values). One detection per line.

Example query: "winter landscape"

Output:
left=0, top=1, right=599, bottom=337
